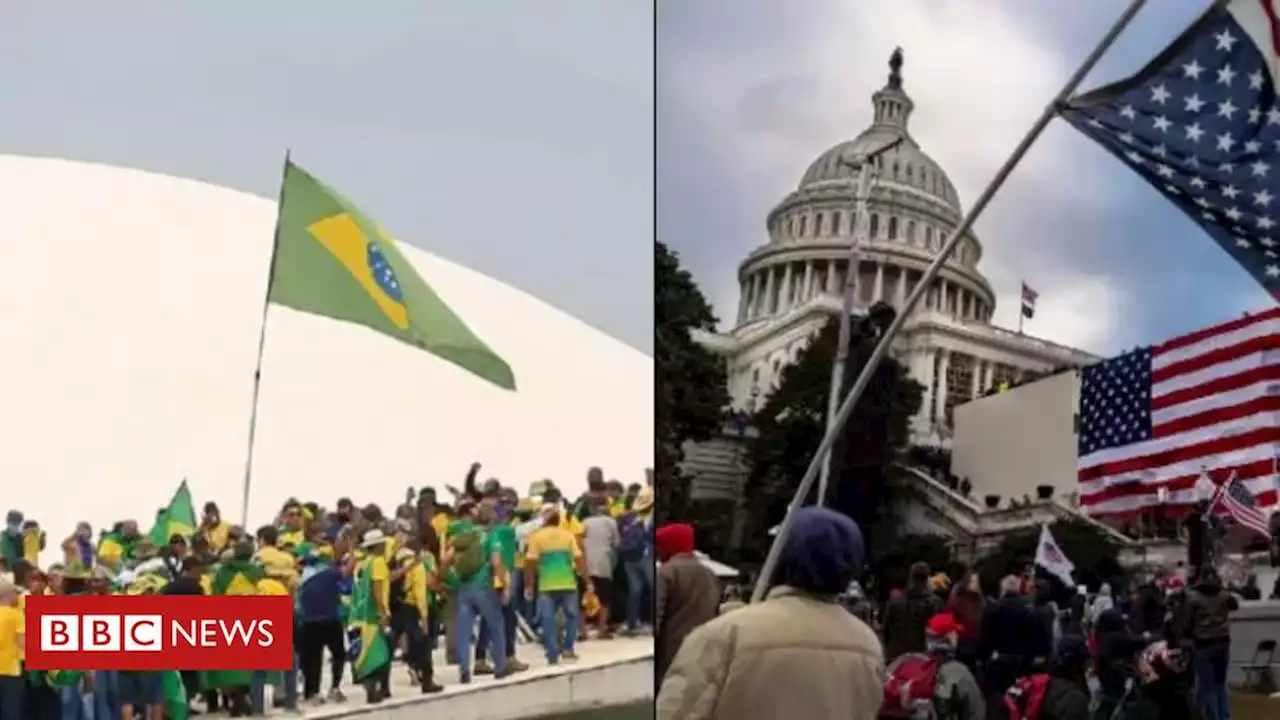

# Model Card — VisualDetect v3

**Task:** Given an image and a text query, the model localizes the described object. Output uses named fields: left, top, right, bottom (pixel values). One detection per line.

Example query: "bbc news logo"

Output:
left=25, top=595, right=293, bottom=671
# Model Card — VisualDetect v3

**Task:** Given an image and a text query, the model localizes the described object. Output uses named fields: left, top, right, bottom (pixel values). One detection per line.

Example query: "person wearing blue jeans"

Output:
left=117, top=671, right=163, bottom=720
left=536, top=589, right=580, bottom=663
left=249, top=655, right=298, bottom=715
left=455, top=581, right=509, bottom=682
left=622, top=555, right=653, bottom=633
left=58, top=678, right=93, bottom=720
left=1193, top=644, right=1231, bottom=720
left=92, top=670, right=119, bottom=720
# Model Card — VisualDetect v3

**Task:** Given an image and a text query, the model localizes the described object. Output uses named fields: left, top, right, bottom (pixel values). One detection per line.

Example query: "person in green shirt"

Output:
left=441, top=502, right=509, bottom=682
left=474, top=503, right=528, bottom=675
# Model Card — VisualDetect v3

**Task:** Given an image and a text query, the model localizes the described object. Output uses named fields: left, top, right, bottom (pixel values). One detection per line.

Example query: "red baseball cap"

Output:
left=926, top=612, right=963, bottom=637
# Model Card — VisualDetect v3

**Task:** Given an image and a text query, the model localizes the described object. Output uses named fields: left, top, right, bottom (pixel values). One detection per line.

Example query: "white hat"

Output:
left=361, top=529, right=388, bottom=548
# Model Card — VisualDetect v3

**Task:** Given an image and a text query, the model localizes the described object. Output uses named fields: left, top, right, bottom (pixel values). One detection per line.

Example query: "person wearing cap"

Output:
left=620, top=488, right=655, bottom=634
left=200, top=502, right=230, bottom=554
left=525, top=503, right=587, bottom=665
left=356, top=528, right=394, bottom=703
left=921, top=612, right=984, bottom=720
left=0, top=577, right=21, bottom=720
left=657, top=507, right=884, bottom=720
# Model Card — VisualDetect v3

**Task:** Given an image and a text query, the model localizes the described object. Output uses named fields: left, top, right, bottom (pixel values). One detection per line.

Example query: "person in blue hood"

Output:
left=656, top=507, right=886, bottom=720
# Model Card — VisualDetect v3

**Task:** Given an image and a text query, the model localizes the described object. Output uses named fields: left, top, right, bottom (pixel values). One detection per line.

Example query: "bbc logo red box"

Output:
left=24, top=595, right=293, bottom=671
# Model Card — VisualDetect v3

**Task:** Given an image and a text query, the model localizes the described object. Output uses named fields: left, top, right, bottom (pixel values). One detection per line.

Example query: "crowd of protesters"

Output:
left=0, top=463, right=655, bottom=719
left=655, top=507, right=1256, bottom=720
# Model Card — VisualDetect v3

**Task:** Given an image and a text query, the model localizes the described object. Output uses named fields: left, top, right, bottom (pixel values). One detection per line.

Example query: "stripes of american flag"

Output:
left=1077, top=307, right=1280, bottom=518
left=1213, top=472, right=1272, bottom=538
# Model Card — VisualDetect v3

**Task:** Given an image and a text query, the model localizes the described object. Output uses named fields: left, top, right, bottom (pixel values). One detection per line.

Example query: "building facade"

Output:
left=693, top=51, right=1099, bottom=446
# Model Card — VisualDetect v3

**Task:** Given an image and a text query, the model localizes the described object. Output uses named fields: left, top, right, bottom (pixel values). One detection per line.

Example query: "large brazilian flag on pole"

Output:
left=148, top=479, right=198, bottom=547
left=268, top=161, right=515, bottom=391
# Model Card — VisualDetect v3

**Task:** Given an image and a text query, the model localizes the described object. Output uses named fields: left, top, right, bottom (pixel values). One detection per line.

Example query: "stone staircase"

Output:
left=680, top=429, right=752, bottom=502
left=890, top=462, right=1138, bottom=563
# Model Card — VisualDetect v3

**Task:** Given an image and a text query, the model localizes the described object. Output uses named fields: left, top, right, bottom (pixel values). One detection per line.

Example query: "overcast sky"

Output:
left=0, top=1, right=653, bottom=353
left=659, top=0, right=1272, bottom=358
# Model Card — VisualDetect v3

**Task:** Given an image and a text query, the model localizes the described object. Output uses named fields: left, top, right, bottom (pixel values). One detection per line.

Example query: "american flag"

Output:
left=1212, top=471, right=1273, bottom=538
left=1059, top=0, right=1280, bottom=298
left=1077, top=308, right=1280, bottom=517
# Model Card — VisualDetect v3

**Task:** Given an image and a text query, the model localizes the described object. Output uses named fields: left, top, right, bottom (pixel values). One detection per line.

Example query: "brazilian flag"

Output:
left=267, top=160, right=515, bottom=390
left=347, top=556, right=390, bottom=680
left=202, top=561, right=264, bottom=690
left=162, top=671, right=189, bottom=720
left=148, top=480, right=198, bottom=547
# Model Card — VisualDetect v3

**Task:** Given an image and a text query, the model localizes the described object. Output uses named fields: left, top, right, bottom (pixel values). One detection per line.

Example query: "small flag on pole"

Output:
left=1059, top=1, right=1280, bottom=299
left=1035, top=524, right=1075, bottom=588
left=1212, top=471, right=1271, bottom=539
left=1020, top=282, right=1038, bottom=319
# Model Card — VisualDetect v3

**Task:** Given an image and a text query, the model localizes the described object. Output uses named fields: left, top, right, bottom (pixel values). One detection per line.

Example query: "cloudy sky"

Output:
left=0, top=1, right=653, bottom=353
left=659, top=0, right=1272, bottom=358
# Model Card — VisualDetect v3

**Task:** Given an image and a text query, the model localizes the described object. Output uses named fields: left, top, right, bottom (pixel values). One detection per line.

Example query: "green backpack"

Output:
left=451, top=526, right=487, bottom=580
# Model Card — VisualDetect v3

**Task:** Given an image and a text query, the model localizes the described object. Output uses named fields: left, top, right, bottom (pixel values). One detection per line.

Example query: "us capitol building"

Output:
left=693, top=51, right=1098, bottom=447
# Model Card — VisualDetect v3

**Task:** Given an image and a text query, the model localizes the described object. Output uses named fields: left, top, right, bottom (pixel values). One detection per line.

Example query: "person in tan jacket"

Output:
left=656, top=507, right=885, bottom=720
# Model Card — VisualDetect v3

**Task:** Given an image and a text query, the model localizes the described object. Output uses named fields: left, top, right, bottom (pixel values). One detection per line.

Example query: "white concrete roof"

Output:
left=0, top=155, right=653, bottom=541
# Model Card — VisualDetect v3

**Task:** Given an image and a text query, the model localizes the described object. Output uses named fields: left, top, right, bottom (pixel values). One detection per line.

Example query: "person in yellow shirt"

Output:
left=389, top=540, right=443, bottom=694
left=525, top=505, right=588, bottom=664
left=0, top=578, right=24, bottom=719
left=253, top=527, right=298, bottom=592
left=199, top=502, right=230, bottom=554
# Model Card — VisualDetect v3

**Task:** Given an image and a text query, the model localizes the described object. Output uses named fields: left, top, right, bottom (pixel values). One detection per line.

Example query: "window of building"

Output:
left=799, top=215, right=808, bottom=237
left=906, top=220, right=916, bottom=245
left=815, top=212, right=825, bottom=236
left=869, top=213, right=879, bottom=238
left=832, top=212, right=842, bottom=236
left=925, top=226, right=934, bottom=249
left=945, top=353, right=976, bottom=427
left=888, top=216, right=898, bottom=240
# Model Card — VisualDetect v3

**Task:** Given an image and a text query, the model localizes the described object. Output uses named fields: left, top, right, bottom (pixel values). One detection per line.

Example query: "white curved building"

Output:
left=0, top=155, right=653, bottom=543
left=694, top=53, right=1098, bottom=445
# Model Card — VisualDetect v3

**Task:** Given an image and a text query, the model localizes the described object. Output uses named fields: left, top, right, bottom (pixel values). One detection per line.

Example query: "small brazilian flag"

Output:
left=149, top=479, right=198, bottom=547
left=269, top=160, right=516, bottom=391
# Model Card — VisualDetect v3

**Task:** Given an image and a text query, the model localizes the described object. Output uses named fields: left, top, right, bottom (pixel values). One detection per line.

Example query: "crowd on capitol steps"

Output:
left=0, top=463, right=655, bottom=719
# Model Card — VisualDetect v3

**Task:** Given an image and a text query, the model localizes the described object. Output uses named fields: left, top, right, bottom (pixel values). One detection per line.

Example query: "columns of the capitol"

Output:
left=752, top=272, right=764, bottom=319
left=826, top=259, right=838, bottom=295
left=737, top=280, right=747, bottom=325
left=779, top=263, right=793, bottom=313
left=970, top=358, right=983, bottom=399
left=873, top=262, right=885, bottom=304
left=802, top=261, right=814, bottom=303
left=762, top=266, right=775, bottom=316
left=936, top=348, right=951, bottom=427
left=896, top=268, right=907, bottom=309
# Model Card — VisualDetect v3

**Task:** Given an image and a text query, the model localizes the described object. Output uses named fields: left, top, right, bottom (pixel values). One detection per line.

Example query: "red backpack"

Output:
left=882, top=653, right=942, bottom=718
left=1003, top=674, right=1051, bottom=720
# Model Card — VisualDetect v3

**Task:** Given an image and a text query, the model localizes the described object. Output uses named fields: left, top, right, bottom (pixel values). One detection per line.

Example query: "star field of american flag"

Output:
left=1077, top=346, right=1154, bottom=457
left=1060, top=6, right=1280, bottom=298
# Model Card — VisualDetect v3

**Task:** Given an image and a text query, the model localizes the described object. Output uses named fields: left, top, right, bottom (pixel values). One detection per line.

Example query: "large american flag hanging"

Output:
left=1077, top=307, right=1280, bottom=517
left=1059, top=0, right=1280, bottom=298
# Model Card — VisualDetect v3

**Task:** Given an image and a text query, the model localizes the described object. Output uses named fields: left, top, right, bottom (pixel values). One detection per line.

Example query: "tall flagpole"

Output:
left=240, top=150, right=292, bottom=529
left=750, top=0, right=1148, bottom=604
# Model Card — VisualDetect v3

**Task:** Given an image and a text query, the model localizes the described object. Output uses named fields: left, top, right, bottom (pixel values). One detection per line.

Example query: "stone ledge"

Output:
left=308, top=654, right=654, bottom=720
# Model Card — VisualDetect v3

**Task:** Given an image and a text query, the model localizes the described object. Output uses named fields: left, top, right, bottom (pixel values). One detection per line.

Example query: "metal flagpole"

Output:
left=240, top=150, right=292, bottom=529
left=819, top=139, right=901, bottom=507
left=750, top=0, right=1148, bottom=603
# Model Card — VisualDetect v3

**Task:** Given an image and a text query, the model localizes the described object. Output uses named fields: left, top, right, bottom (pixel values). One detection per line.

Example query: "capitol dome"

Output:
left=0, top=155, right=653, bottom=542
left=732, top=49, right=994, bottom=338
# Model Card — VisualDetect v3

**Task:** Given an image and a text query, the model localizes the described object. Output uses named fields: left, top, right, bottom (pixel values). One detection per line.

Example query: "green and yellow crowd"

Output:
left=0, top=464, right=655, bottom=719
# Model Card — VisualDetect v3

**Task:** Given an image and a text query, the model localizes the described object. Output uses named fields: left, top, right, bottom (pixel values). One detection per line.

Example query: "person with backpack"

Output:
left=883, top=562, right=944, bottom=662
left=443, top=501, right=510, bottom=683
left=882, top=612, right=984, bottom=719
